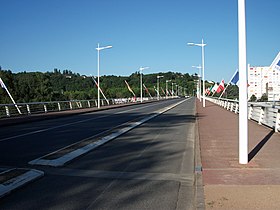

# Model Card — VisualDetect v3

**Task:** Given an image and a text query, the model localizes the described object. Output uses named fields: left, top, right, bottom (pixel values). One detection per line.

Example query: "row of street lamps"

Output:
left=96, top=40, right=207, bottom=109
left=96, top=0, right=249, bottom=165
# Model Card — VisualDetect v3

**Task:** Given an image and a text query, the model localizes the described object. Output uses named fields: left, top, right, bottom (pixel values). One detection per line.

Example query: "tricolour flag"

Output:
left=211, top=83, right=218, bottom=93
left=216, top=80, right=225, bottom=94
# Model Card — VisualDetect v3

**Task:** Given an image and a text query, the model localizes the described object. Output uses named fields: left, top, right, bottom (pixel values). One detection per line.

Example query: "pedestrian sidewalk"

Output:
left=196, top=99, right=280, bottom=210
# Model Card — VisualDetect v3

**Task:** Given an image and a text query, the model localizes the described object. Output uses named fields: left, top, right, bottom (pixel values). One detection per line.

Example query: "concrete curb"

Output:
left=29, top=99, right=188, bottom=167
left=195, top=104, right=205, bottom=210
left=0, top=168, right=44, bottom=198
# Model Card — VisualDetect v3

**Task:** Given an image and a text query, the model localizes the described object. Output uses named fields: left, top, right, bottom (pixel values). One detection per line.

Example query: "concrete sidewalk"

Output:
left=196, top=100, right=280, bottom=210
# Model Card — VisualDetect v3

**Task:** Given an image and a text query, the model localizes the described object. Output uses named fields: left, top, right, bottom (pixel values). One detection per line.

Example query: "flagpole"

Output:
left=0, top=78, right=22, bottom=114
left=91, top=76, right=109, bottom=105
left=219, top=69, right=238, bottom=99
left=143, top=84, right=153, bottom=99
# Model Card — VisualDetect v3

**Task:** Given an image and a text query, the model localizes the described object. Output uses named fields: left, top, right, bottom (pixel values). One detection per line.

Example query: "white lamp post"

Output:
left=157, top=75, right=164, bottom=100
left=192, top=65, right=202, bottom=101
left=238, top=0, right=248, bottom=164
left=188, top=39, right=206, bottom=107
left=139, top=67, right=149, bottom=103
left=96, top=43, right=112, bottom=109
left=166, top=80, right=171, bottom=99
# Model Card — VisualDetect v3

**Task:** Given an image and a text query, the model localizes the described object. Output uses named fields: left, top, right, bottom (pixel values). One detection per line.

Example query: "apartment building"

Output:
left=248, top=52, right=280, bottom=101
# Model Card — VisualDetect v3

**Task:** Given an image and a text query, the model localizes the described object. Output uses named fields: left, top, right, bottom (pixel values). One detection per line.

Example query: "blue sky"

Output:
left=0, top=0, right=279, bottom=82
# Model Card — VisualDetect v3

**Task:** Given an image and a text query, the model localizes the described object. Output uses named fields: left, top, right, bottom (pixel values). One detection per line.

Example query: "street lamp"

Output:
left=157, top=75, right=164, bottom=100
left=139, top=67, right=149, bottom=103
left=166, top=80, right=171, bottom=99
left=192, top=65, right=202, bottom=102
left=188, top=39, right=206, bottom=107
left=96, top=43, right=112, bottom=109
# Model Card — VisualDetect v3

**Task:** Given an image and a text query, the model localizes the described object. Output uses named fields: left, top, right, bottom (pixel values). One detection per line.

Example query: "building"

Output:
left=248, top=52, right=280, bottom=101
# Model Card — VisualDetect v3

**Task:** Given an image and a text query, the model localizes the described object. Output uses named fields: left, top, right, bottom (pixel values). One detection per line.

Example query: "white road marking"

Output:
left=29, top=99, right=188, bottom=167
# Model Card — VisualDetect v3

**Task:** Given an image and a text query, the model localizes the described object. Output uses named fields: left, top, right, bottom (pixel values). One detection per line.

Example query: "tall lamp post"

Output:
left=157, top=75, right=164, bottom=100
left=139, top=67, right=149, bottom=103
left=166, top=80, right=171, bottom=99
left=96, top=43, right=112, bottom=109
left=188, top=39, right=206, bottom=107
left=192, top=65, right=202, bottom=101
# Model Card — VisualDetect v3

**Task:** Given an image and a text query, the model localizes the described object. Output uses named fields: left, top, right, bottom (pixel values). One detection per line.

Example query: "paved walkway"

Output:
left=197, top=99, right=280, bottom=210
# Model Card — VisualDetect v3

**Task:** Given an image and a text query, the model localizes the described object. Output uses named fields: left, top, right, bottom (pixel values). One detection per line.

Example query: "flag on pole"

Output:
left=211, top=83, right=218, bottom=93
left=124, top=80, right=136, bottom=97
left=143, top=83, right=153, bottom=99
left=230, top=70, right=239, bottom=85
left=216, top=80, right=225, bottom=94
left=205, top=87, right=210, bottom=95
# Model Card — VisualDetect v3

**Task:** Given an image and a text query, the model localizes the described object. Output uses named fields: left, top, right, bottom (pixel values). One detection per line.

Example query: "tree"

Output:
left=258, top=93, right=268, bottom=102
left=249, top=94, right=257, bottom=102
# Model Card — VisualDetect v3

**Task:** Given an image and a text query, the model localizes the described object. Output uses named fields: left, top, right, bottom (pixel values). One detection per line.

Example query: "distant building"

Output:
left=248, top=52, right=280, bottom=101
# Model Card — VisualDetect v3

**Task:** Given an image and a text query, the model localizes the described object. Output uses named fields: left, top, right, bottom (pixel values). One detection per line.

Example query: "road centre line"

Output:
left=0, top=101, right=173, bottom=142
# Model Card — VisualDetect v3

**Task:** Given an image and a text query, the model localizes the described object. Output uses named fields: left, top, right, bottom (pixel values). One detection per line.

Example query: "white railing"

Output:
left=206, top=97, right=280, bottom=132
left=0, top=97, right=153, bottom=118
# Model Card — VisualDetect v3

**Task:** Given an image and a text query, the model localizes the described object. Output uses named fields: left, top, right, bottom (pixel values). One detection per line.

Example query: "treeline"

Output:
left=0, top=69, right=198, bottom=103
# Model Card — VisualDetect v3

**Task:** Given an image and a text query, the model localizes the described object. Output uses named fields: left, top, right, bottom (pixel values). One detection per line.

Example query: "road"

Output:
left=0, top=97, right=197, bottom=210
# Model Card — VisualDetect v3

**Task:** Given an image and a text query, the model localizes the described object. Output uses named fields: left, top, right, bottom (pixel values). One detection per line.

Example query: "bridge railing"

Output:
left=206, top=97, right=280, bottom=132
left=0, top=97, right=154, bottom=118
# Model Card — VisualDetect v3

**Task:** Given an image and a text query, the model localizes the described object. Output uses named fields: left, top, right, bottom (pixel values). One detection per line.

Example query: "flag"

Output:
left=124, top=80, right=136, bottom=96
left=230, top=71, right=239, bottom=85
left=143, top=83, right=153, bottom=98
left=205, top=87, right=210, bottom=95
left=211, top=83, right=218, bottom=93
left=0, top=78, right=7, bottom=89
left=216, top=80, right=225, bottom=94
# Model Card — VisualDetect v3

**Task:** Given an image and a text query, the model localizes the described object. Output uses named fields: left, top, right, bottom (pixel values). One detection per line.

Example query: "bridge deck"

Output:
left=197, top=99, right=280, bottom=209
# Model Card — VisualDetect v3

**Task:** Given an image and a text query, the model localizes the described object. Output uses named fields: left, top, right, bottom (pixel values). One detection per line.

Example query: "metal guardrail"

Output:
left=0, top=97, right=153, bottom=118
left=206, top=97, right=280, bottom=132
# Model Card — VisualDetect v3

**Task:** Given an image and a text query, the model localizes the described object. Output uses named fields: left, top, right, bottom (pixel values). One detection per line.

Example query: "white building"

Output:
left=248, top=52, right=280, bottom=101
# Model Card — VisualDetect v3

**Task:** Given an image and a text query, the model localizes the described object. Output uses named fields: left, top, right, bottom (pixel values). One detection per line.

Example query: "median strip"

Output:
left=0, top=168, right=44, bottom=198
left=29, top=99, right=188, bottom=167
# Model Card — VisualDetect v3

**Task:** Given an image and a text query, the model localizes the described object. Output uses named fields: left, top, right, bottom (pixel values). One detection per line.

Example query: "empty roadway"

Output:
left=0, top=97, right=197, bottom=210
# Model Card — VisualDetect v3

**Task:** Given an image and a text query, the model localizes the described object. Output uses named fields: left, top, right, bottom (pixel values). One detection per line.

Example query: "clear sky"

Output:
left=0, top=0, right=279, bottom=82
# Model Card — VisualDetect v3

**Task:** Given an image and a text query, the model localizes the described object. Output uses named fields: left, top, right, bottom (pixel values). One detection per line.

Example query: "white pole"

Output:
left=0, top=78, right=21, bottom=114
left=91, top=76, right=109, bottom=105
left=202, top=39, right=206, bottom=107
left=238, top=0, right=248, bottom=164
left=199, top=67, right=201, bottom=102
left=97, top=43, right=100, bottom=109
left=140, top=71, right=143, bottom=102
left=157, top=76, right=159, bottom=100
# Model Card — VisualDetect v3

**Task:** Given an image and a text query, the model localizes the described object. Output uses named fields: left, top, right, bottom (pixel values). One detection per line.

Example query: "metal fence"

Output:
left=0, top=98, right=147, bottom=118
left=206, top=97, right=280, bottom=132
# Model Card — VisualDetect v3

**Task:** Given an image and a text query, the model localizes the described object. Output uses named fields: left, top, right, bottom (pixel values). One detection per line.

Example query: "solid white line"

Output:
left=29, top=99, right=188, bottom=166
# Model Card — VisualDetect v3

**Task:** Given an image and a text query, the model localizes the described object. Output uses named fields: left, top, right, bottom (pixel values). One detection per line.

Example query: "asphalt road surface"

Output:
left=0, top=97, right=197, bottom=210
